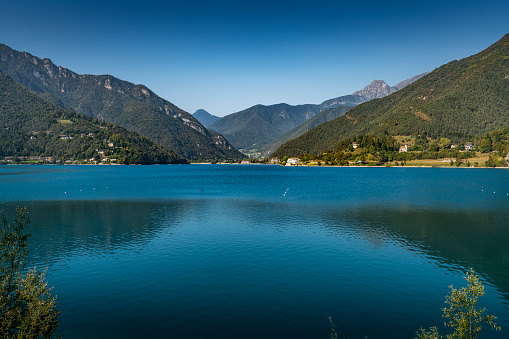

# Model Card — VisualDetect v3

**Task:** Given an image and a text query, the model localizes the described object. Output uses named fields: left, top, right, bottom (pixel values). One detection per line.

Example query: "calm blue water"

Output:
left=1, top=165, right=508, bottom=338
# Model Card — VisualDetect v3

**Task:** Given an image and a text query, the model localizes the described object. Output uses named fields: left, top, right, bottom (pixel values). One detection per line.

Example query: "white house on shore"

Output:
left=286, top=158, right=300, bottom=166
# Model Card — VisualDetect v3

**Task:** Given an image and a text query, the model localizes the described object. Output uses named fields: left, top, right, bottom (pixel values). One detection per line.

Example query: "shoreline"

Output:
left=1, top=162, right=507, bottom=169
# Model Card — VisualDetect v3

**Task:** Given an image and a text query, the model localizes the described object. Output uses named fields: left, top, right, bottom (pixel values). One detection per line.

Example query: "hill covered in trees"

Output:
left=0, top=43, right=243, bottom=162
left=0, top=71, right=187, bottom=164
left=272, top=34, right=509, bottom=158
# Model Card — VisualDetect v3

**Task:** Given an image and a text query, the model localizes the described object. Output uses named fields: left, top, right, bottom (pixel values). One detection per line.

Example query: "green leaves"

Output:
left=415, top=268, right=501, bottom=339
left=442, top=268, right=501, bottom=339
left=0, top=207, right=60, bottom=338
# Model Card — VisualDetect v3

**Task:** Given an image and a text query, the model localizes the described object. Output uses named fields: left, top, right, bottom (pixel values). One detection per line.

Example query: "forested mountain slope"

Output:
left=0, top=43, right=243, bottom=161
left=0, top=71, right=186, bottom=164
left=272, top=34, right=509, bottom=158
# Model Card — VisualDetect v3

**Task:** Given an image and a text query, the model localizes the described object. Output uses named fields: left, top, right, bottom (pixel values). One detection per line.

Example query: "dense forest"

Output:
left=0, top=71, right=187, bottom=164
left=272, top=34, right=509, bottom=159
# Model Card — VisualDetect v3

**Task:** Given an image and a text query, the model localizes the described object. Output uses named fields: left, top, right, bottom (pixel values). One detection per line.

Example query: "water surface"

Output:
left=1, top=165, right=508, bottom=338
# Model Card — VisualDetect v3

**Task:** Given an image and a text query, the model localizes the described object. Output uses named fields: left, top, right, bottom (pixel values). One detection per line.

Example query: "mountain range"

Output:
left=0, top=43, right=243, bottom=161
left=258, top=105, right=353, bottom=157
left=271, top=33, right=509, bottom=158
left=0, top=70, right=186, bottom=164
left=207, top=74, right=428, bottom=156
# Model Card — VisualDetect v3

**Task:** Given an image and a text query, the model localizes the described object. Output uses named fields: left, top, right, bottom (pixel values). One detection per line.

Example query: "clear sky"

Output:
left=1, top=0, right=508, bottom=116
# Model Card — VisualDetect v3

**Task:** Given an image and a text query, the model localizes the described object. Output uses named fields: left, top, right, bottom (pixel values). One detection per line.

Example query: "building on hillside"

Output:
left=465, top=142, right=474, bottom=151
left=399, top=144, right=408, bottom=153
left=352, top=143, right=359, bottom=149
left=286, top=158, right=300, bottom=166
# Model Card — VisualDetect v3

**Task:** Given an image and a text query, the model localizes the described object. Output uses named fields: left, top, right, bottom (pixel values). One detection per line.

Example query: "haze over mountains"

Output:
left=0, top=43, right=243, bottom=161
left=207, top=73, right=429, bottom=156
left=272, top=33, right=509, bottom=158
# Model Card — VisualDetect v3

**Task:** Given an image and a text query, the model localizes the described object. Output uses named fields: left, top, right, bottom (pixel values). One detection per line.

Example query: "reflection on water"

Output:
left=0, top=165, right=508, bottom=338
left=16, top=201, right=191, bottom=267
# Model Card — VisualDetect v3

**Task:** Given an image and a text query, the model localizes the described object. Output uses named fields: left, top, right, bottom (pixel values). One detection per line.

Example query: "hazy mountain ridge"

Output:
left=0, top=43, right=243, bottom=161
left=208, top=103, right=321, bottom=151
left=192, top=109, right=221, bottom=126
left=271, top=34, right=509, bottom=158
left=259, top=105, right=352, bottom=157
left=0, top=71, right=186, bottom=164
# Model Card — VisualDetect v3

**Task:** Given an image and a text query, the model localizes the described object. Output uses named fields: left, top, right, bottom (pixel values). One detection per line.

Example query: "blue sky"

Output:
left=1, top=0, right=508, bottom=116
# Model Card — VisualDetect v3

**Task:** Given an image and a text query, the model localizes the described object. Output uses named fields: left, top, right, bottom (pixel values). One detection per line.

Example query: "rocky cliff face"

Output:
left=351, top=79, right=396, bottom=101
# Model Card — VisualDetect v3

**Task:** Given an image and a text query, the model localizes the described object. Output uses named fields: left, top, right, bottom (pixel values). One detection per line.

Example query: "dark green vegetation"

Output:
left=415, top=269, right=500, bottom=339
left=293, top=129, right=509, bottom=167
left=0, top=71, right=187, bottom=164
left=0, top=44, right=243, bottom=162
left=1, top=207, right=60, bottom=338
left=192, top=109, right=220, bottom=127
left=259, top=105, right=352, bottom=157
left=272, top=34, right=509, bottom=159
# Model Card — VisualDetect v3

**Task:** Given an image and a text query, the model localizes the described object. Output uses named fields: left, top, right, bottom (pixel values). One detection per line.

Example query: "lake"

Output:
left=1, top=165, right=508, bottom=338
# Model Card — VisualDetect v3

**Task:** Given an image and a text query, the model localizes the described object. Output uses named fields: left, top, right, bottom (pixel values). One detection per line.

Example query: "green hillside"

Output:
left=259, top=105, right=352, bottom=157
left=272, top=34, right=509, bottom=158
left=0, top=71, right=187, bottom=164
left=0, top=43, right=243, bottom=162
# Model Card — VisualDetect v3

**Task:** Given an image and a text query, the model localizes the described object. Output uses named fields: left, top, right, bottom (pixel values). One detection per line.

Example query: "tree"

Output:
left=0, top=207, right=60, bottom=338
left=479, top=139, right=492, bottom=153
left=439, top=138, right=452, bottom=149
left=416, top=268, right=500, bottom=339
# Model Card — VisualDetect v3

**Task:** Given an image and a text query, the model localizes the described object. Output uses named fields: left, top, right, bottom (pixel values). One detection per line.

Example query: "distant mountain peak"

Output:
left=320, top=72, right=429, bottom=111
left=192, top=109, right=220, bottom=127
left=353, top=79, right=393, bottom=99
